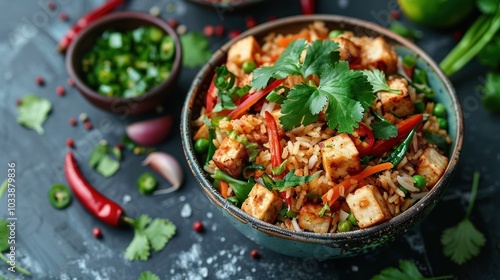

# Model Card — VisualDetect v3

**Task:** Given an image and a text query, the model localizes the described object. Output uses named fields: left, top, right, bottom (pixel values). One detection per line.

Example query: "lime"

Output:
left=398, top=0, right=476, bottom=29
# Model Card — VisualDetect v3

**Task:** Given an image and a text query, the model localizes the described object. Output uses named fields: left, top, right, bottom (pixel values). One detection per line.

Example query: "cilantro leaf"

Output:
left=125, top=215, right=177, bottom=261
left=96, top=155, right=120, bottom=178
left=180, top=32, right=212, bottom=68
left=362, top=69, right=401, bottom=94
left=480, top=72, right=500, bottom=113
left=477, top=37, right=500, bottom=69
left=144, top=218, right=176, bottom=252
left=302, top=39, right=340, bottom=77
left=124, top=231, right=150, bottom=261
left=0, top=219, right=9, bottom=252
left=280, top=84, right=320, bottom=130
left=321, top=62, right=374, bottom=133
left=17, top=94, right=52, bottom=135
left=440, top=172, right=486, bottom=265
left=138, top=271, right=160, bottom=280
left=371, top=121, right=398, bottom=140
left=89, top=143, right=108, bottom=168
left=252, top=39, right=307, bottom=90
left=372, top=260, right=453, bottom=280
left=372, top=260, right=423, bottom=280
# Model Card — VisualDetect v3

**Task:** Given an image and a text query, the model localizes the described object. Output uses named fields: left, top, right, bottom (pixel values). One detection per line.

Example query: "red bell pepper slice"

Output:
left=229, top=79, right=284, bottom=119
left=205, top=74, right=218, bottom=115
left=349, top=122, right=375, bottom=157
left=367, top=114, right=424, bottom=157
left=265, top=111, right=292, bottom=206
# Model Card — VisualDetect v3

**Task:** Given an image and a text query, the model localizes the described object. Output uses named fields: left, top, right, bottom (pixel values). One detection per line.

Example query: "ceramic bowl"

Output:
left=181, top=15, right=463, bottom=258
left=66, top=11, right=182, bottom=115
left=186, top=0, right=264, bottom=9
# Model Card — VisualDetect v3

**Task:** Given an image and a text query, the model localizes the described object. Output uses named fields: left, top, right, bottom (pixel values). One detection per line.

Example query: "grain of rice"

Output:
left=292, top=218, right=302, bottom=231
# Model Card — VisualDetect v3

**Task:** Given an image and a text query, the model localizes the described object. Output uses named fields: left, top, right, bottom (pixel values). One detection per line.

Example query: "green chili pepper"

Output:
left=48, top=184, right=72, bottom=209
left=204, top=127, right=217, bottom=166
left=261, top=173, right=276, bottom=190
left=137, top=172, right=157, bottom=195
left=383, top=123, right=420, bottom=167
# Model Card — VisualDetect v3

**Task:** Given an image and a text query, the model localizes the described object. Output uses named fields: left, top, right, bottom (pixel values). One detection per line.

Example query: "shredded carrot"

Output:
left=321, top=162, right=393, bottom=206
left=219, top=180, right=229, bottom=198
left=276, top=33, right=310, bottom=48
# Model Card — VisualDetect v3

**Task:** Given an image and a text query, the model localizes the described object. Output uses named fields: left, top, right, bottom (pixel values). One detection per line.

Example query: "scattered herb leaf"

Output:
left=17, top=94, right=52, bottom=135
left=362, top=69, right=401, bottom=94
left=138, top=271, right=160, bottom=280
left=477, top=0, right=500, bottom=14
left=124, top=214, right=176, bottom=261
left=477, top=36, right=500, bottom=69
left=89, top=142, right=121, bottom=178
left=441, top=171, right=486, bottom=265
left=371, top=260, right=453, bottom=280
left=180, top=32, right=212, bottom=68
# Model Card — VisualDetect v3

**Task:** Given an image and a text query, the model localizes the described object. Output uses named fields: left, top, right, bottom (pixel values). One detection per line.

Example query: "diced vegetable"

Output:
left=81, top=26, right=176, bottom=98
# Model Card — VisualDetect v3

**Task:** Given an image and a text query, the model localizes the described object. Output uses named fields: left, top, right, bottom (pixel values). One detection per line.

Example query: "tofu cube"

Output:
left=361, top=37, right=398, bottom=74
left=212, top=137, right=248, bottom=177
left=298, top=203, right=332, bottom=233
left=320, top=133, right=361, bottom=181
left=332, top=37, right=360, bottom=63
left=241, top=183, right=283, bottom=223
left=346, top=185, right=392, bottom=229
left=227, top=36, right=261, bottom=66
left=378, top=76, right=415, bottom=117
left=416, top=147, right=449, bottom=188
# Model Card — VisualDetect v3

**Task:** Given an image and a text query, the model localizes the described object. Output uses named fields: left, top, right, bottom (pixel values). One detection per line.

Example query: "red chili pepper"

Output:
left=367, top=114, right=424, bottom=157
left=349, top=123, right=375, bottom=157
left=265, top=111, right=292, bottom=206
left=300, top=0, right=315, bottom=15
left=57, top=0, right=124, bottom=52
left=64, top=151, right=126, bottom=227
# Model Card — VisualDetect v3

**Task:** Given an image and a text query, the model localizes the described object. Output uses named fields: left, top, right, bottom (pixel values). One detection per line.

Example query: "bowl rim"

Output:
left=182, top=14, right=464, bottom=243
left=65, top=10, right=182, bottom=104
left=186, top=0, right=265, bottom=9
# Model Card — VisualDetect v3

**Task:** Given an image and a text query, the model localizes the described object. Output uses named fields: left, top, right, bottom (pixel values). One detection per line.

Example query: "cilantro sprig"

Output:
left=362, top=69, right=401, bottom=94
left=138, top=271, right=160, bottom=280
left=372, top=260, right=453, bottom=280
left=252, top=39, right=376, bottom=133
left=0, top=219, right=31, bottom=275
left=441, top=171, right=486, bottom=265
left=124, top=215, right=176, bottom=261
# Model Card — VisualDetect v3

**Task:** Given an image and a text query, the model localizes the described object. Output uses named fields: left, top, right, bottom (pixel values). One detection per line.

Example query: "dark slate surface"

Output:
left=0, top=0, right=499, bottom=279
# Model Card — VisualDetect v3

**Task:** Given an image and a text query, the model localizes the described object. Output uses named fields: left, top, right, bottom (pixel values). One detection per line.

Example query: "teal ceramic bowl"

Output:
left=181, top=15, right=463, bottom=258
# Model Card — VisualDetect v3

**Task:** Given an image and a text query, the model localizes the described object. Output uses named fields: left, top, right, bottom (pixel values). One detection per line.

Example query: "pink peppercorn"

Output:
left=214, top=25, right=225, bottom=37
left=48, top=1, right=56, bottom=11
left=35, top=76, right=45, bottom=86
left=84, top=121, right=92, bottom=130
left=69, top=117, right=77, bottom=126
left=245, top=16, right=257, bottom=29
left=167, top=18, right=179, bottom=29
left=203, top=25, right=214, bottom=37
left=193, top=221, right=204, bottom=232
left=56, top=86, right=65, bottom=96
left=267, top=15, right=277, bottom=22
left=66, top=138, right=75, bottom=148
left=250, top=249, right=259, bottom=259
left=228, top=30, right=241, bottom=39
left=16, top=99, right=22, bottom=107
left=92, top=227, right=102, bottom=239
left=390, top=10, right=400, bottom=20
left=59, top=12, right=69, bottom=21
left=67, top=77, right=75, bottom=87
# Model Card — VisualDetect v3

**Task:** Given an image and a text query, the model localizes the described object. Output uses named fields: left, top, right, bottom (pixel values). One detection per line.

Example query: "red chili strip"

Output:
left=57, top=0, right=124, bottom=52
left=228, top=79, right=284, bottom=119
left=64, top=151, right=126, bottom=227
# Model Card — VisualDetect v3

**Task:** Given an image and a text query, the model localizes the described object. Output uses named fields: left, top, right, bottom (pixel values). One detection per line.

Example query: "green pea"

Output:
left=338, top=220, right=353, bottom=232
left=347, top=213, right=358, bottom=227
left=328, top=30, right=343, bottom=38
left=433, top=103, right=446, bottom=117
left=194, top=138, right=210, bottom=154
left=414, top=102, right=425, bottom=113
left=437, top=117, right=448, bottom=129
left=412, top=175, right=426, bottom=189
left=242, top=61, right=256, bottom=74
